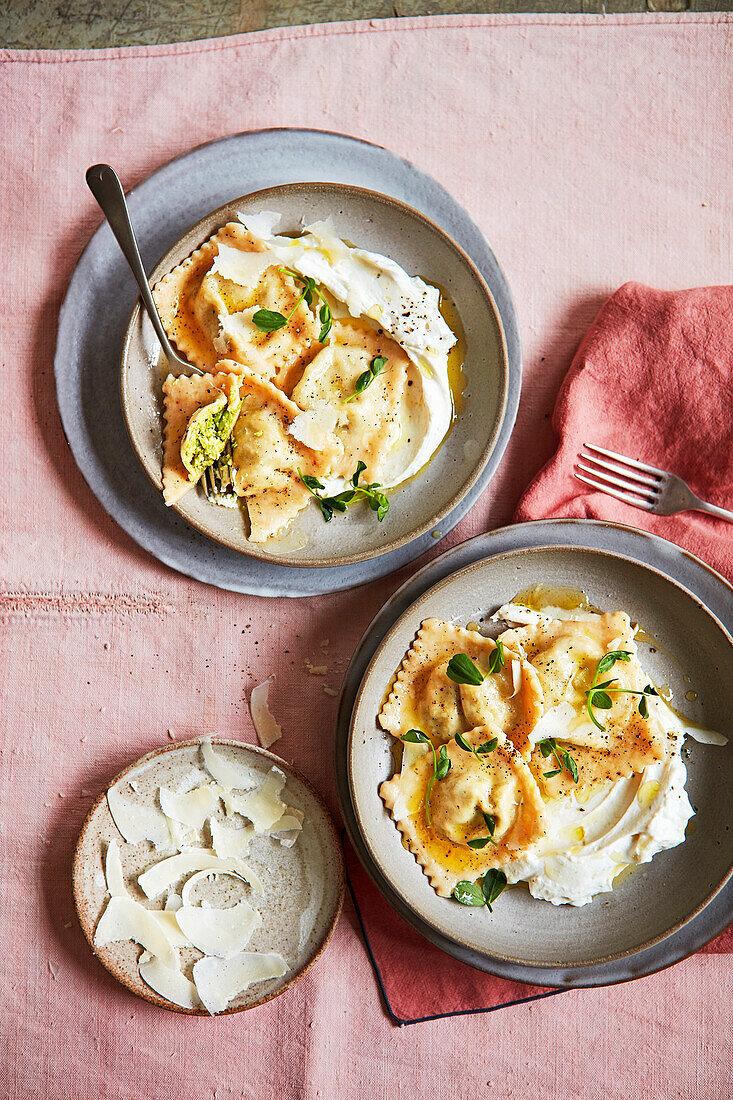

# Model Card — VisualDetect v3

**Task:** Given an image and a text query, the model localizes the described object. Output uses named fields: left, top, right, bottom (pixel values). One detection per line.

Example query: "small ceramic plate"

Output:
left=73, top=739, right=344, bottom=1014
left=345, top=532, right=733, bottom=977
left=120, top=181, right=508, bottom=568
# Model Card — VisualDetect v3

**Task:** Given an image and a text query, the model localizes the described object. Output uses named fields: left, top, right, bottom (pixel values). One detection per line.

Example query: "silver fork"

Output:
left=575, top=443, right=733, bottom=524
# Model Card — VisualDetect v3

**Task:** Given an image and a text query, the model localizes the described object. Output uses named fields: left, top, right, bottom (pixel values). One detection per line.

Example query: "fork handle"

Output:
left=692, top=498, right=733, bottom=525
left=85, top=164, right=192, bottom=371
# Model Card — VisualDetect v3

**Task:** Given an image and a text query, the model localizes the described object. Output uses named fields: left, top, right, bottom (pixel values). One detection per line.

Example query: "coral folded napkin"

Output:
left=349, top=281, right=733, bottom=1024
left=516, top=281, right=733, bottom=581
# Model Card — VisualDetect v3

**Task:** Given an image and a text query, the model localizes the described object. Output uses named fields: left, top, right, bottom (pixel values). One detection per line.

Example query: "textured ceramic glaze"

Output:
left=122, top=182, right=508, bottom=567
left=336, top=520, right=733, bottom=986
left=55, top=129, right=521, bottom=596
left=73, top=739, right=344, bottom=1015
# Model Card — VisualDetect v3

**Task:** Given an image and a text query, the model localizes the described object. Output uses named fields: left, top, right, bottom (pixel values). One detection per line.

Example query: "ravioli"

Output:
left=498, top=612, right=674, bottom=791
left=290, top=320, right=410, bottom=483
left=229, top=366, right=342, bottom=542
left=162, top=372, right=242, bottom=505
left=380, top=727, right=545, bottom=896
left=378, top=618, right=543, bottom=758
left=153, top=222, right=322, bottom=387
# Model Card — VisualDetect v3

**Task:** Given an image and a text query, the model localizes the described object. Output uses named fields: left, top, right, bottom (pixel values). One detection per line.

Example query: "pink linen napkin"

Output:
left=515, top=281, right=733, bottom=581
left=348, top=281, right=733, bottom=1024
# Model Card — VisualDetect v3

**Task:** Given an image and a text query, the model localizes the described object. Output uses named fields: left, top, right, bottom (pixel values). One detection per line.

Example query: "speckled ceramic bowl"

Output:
left=73, top=739, right=344, bottom=1015
left=120, top=182, right=509, bottom=567
left=347, top=543, right=733, bottom=973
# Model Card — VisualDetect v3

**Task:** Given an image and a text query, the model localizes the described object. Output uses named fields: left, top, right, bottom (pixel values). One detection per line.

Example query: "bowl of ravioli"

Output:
left=120, top=183, right=509, bottom=566
left=347, top=546, right=733, bottom=972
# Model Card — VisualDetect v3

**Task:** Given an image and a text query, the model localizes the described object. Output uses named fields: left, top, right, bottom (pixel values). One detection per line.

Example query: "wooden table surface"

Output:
left=1, top=0, right=729, bottom=50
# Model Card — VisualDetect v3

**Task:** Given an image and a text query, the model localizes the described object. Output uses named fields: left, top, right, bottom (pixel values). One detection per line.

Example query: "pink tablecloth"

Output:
left=2, top=14, right=732, bottom=1099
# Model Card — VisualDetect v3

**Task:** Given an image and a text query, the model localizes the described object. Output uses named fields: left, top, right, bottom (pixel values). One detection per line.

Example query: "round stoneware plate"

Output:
left=345, top=531, right=733, bottom=979
left=121, top=181, right=508, bottom=568
left=73, top=739, right=344, bottom=1015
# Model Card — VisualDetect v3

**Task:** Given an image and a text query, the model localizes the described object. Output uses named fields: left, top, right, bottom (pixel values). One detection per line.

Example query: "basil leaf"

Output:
left=476, top=738, right=498, bottom=755
left=591, top=691, right=613, bottom=709
left=543, top=769, right=562, bottom=778
left=454, top=732, right=473, bottom=753
left=488, top=640, right=505, bottom=675
left=252, top=308, right=287, bottom=332
left=452, top=881, right=485, bottom=907
left=482, top=868, right=507, bottom=912
left=446, top=654, right=485, bottom=686
left=467, top=837, right=493, bottom=850
left=401, top=729, right=429, bottom=744
left=435, top=745, right=451, bottom=781
left=354, top=369, right=372, bottom=394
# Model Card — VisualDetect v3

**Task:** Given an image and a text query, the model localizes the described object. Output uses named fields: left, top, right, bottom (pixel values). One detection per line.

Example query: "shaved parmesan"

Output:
left=94, top=897, right=177, bottom=969
left=105, top=840, right=127, bottom=898
left=218, top=309, right=261, bottom=347
left=164, top=815, right=198, bottom=850
left=138, top=850, right=261, bottom=899
left=193, top=951, right=288, bottom=1015
left=684, top=726, right=728, bottom=746
left=210, top=818, right=255, bottom=859
left=269, top=807, right=304, bottom=848
left=249, top=679, right=283, bottom=749
left=107, top=784, right=170, bottom=849
left=139, top=952, right=201, bottom=1011
left=159, top=785, right=219, bottom=830
left=165, top=893, right=183, bottom=912
left=151, top=909, right=190, bottom=949
left=212, top=243, right=273, bottom=285
left=200, top=738, right=258, bottom=791
left=176, top=899, right=261, bottom=959
left=222, top=768, right=286, bottom=831
left=236, top=210, right=282, bottom=239
left=289, top=403, right=340, bottom=451
left=509, top=658, right=522, bottom=700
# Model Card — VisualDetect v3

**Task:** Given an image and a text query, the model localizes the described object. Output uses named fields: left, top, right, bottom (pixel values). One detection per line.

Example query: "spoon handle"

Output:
left=86, top=164, right=194, bottom=371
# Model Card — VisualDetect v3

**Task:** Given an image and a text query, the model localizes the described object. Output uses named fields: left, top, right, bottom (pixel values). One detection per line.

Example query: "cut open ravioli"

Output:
left=380, top=727, right=545, bottom=896
left=229, top=366, right=342, bottom=542
left=290, top=320, right=411, bottom=483
left=153, top=222, right=322, bottom=387
left=379, top=618, right=543, bottom=758
left=162, top=372, right=242, bottom=505
left=498, top=612, right=675, bottom=792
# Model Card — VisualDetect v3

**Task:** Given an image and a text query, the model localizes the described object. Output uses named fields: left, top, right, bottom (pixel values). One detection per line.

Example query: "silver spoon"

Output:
left=86, top=163, right=203, bottom=377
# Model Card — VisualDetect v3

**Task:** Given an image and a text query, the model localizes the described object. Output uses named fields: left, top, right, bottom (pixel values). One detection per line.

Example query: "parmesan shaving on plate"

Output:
left=175, top=899, right=261, bottom=958
left=269, top=807, right=304, bottom=848
left=210, top=818, right=255, bottom=859
left=192, top=952, right=288, bottom=1016
left=222, top=768, right=286, bottom=831
left=105, top=840, right=126, bottom=898
left=249, top=679, right=283, bottom=749
left=94, top=897, right=178, bottom=969
left=159, top=785, right=219, bottom=829
left=107, top=784, right=170, bottom=848
left=200, top=737, right=259, bottom=790
left=137, top=850, right=260, bottom=900
left=139, top=952, right=201, bottom=1011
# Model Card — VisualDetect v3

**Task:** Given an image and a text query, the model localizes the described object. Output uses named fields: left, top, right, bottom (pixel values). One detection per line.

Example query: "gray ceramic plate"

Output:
left=73, top=739, right=344, bottom=1014
left=336, top=520, right=733, bottom=986
left=121, top=182, right=508, bottom=568
left=55, top=128, right=521, bottom=596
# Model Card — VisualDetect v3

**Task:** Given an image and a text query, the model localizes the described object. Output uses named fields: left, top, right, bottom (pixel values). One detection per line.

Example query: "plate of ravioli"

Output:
left=120, top=181, right=509, bottom=566
left=345, top=535, right=733, bottom=977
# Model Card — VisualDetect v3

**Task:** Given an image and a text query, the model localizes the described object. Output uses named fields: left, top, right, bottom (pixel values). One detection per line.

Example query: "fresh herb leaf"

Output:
left=482, top=812, right=496, bottom=837
left=454, top=732, right=474, bottom=753
left=318, top=301, right=332, bottom=343
left=585, top=651, right=659, bottom=730
left=476, top=738, right=498, bottom=755
left=488, top=640, right=505, bottom=675
left=537, top=737, right=579, bottom=783
left=452, top=881, right=485, bottom=906
left=297, top=463, right=390, bottom=525
left=446, top=653, right=485, bottom=686
left=252, top=308, right=288, bottom=332
left=343, top=355, right=388, bottom=403
left=435, top=744, right=451, bottom=781
left=482, top=868, right=508, bottom=912
left=467, top=837, right=494, bottom=850
left=401, top=728, right=430, bottom=744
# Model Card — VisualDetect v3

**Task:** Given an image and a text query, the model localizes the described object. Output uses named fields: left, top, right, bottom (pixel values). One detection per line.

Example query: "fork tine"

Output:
left=576, top=461, right=658, bottom=502
left=578, top=449, right=660, bottom=490
left=574, top=471, right=655, bottom=512
left=582, top=442, right=666, bottom=480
